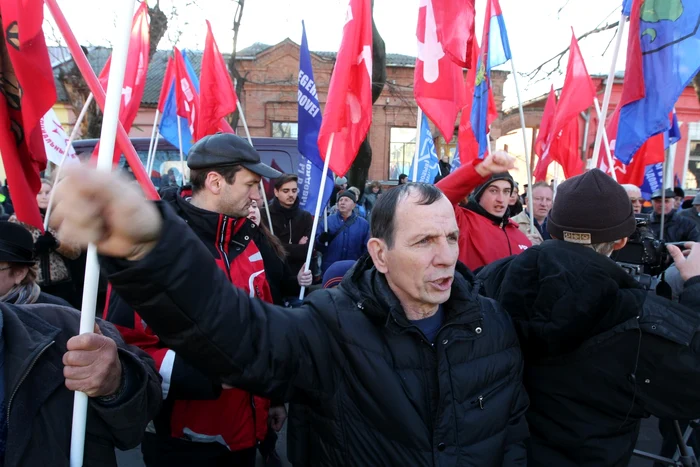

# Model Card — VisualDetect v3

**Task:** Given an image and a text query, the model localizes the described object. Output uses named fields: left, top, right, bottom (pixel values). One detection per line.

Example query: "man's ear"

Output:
left=205, top=172, right=223, bottom=195
left=368, top=237, right=389, bottom=273
left=612, top=237, right=628, bottom=251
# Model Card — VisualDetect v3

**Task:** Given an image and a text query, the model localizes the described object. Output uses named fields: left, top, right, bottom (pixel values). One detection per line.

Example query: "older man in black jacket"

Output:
left=478, top=169, right=700, bottom=467
left=50, top=152, right=529, bottom=467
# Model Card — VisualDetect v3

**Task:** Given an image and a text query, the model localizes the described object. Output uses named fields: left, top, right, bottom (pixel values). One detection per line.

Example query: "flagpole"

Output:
left=43, top=93, right=94, bottom=232
left=412, top=108, right=422, bottom=182
left=509, top=58, right=535, bottom=234
left=147, top=128, right=161, bottom=175
left=236, top=100, right=274, bottom=234
left=590, top=12, right=627, bottom=171
left=299, top=134, right=333, bottom=300
left=593, top=97, right=617, bottom=181
left=176, top=116, right=186, bottom=184
left=660, top=149, right=668, bottom=241
left=69, top=1, right=137, bottom=466
left=145, top=109, right=160, bottom=174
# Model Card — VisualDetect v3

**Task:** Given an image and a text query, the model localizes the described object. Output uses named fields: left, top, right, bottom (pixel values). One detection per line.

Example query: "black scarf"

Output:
left=465, top=198, right=510, bottom=227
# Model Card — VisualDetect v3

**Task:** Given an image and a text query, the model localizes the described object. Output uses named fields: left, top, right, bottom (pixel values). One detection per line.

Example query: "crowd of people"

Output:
left=0, top=132, right=699, bottom=466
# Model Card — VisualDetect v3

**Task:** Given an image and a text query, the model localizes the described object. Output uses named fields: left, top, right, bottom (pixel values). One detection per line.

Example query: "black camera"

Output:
left=611, top=214, right=669, bottom=288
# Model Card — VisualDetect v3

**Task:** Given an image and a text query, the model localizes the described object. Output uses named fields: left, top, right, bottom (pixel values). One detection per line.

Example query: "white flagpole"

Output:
left=145, top=109, right=160, bottom=175
left=590, top=12, right=627, bottom=170
left=147, top=128, right=161, bottom=175
left=412, top=108, right=422, bottom=182
left=299, top=134, right=334, bottom=300
left=660, top=150, right=668, bottom=241
left=176, top=116, right=186, bottom=184
left=236, top=100, right=274, bottom=234
left=69, top=1, right=137, bottom=465
left=593, top=97, right=617, bottom=181
left=44, top=93, right=94, bottom=231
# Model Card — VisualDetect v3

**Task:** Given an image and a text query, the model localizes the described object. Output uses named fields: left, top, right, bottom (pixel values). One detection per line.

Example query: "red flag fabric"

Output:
left=98, top=2, right=150, bottom=135
left=534, top=118, right=582, bottom=181
left=0, top=0, right=57, bottom=229
left=414, top=0, right=466, bottom=142
left=549, top=31, right=595, bottom=141
left=317, top=0, right=373, bottom=177
left=534, top=86, right=556, bottom=158
left=158, top=57, right=174, bottom=113
left=433, top=0, right=476, bottom=68
left=173, top=46, right=200, bottom=137
left=196, top=20, right=238, bottom=141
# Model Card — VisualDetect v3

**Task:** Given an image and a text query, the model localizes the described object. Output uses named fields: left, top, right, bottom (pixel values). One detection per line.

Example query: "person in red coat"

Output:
left=436, top=151, right=531, bottom=271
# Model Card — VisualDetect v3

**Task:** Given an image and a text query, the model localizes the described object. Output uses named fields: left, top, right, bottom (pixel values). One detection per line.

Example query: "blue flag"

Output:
left=451, top=146, right=462, bottom=170
left=640, top=112, right=681, bottom=199
left=297, top=22, right=334, bottom=213
left=159, top=50, right=200, bottom=155
left=470, top=0, right=512, bottom=159
left=622, top=0, right=632, bottom=17
left=408, top=113, right=439, bottom=183
left=615, top=0, right=700, bottom=164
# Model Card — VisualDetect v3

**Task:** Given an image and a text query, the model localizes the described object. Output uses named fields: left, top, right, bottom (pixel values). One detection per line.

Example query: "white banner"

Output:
left=40, top=109, right=79, bottom=166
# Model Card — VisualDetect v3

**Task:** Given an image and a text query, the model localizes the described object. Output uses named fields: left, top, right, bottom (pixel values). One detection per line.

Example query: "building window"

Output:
left=389, top=127, right=416, bottom=180
left=271, top=122, right=298, bottom=138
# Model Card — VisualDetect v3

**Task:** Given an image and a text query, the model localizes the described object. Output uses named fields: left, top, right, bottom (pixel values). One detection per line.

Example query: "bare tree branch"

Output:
left=228, top=0, right=245, bottom=130
left=521, top=21, right=619, bottom=83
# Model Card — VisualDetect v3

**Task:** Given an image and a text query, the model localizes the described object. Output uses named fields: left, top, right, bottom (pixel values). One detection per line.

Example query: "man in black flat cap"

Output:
left=649, top=188, right=700, bottom=243
left=103, top=133, right=285, bottom=467
left=478, top=169, right=700, bottom=467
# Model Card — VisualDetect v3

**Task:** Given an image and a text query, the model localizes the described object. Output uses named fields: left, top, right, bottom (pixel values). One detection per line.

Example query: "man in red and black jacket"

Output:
left=436, top=151, right=531, bottom=271
left=104, top=133, right=284, bottom=467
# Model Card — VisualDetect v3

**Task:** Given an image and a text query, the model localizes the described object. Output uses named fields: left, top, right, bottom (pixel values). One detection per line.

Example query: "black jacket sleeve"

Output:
left=100, top=202, right=337, bottom=403
left=635, top=278, right=700, bottom=419
left=87, top=318, right=163, bottom=450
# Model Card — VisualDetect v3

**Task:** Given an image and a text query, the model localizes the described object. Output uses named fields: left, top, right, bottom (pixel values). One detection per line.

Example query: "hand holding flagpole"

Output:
left=69, top=1, right=137, bottom=465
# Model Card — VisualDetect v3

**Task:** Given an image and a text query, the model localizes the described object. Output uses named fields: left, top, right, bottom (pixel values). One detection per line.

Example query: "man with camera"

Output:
left=478, top=169, right=700, bottom=467
left=649, top=188, right=700, bottom=243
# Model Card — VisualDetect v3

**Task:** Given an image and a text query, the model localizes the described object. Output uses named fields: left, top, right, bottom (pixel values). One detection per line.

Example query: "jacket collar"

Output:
left=340, top=255, right=482, bottom=330
left=650, top=209, right=677, bottom=224
left=269, top=197, right=301, bottom=218
left=466, top=198, right=511, bottom=227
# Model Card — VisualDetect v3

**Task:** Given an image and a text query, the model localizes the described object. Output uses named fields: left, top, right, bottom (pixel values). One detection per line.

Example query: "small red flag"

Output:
left=534, top=86, right=556, bottom=158
left=157, top=57, right=174, bottom=113
left=0, top=0, right=57, bottom=230
left=432, top=0, right=476, bottom=68
left=196, top=20, right=238, bottom=141
left=173, top=47, right=200, bottom=137
left=414, top=0, right=466, bottom=142
left=317, top=0, right=373, bottom=177
left=456, top=38, right=480, bottom=164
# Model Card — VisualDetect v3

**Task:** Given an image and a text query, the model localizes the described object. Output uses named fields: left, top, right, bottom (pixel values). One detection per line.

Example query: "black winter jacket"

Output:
left=3, top=302, right=161, bottom=466
left=262, top=198, right=314, bottom=273
left=649, top=210, right=700, bottom=242
left=478, top=240, right=700, bottom=467
left=101, top=202, right=530, bottom=467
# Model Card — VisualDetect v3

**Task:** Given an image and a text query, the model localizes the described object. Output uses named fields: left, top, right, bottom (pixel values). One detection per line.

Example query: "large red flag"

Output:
left=549, top=31, right=595, bottom=141
left=173, top=46, right=200, bottom=138
left=532, top=86, right=557, bottom=179
left=196, top=20, right=238, bottom=141
left=534, top=118, right=582, bottom=181
left=157, top=57, right=174, bottom=113
left=317, top=0, right=373, bottom=177
left=414, top=0, right=466, bottom=142
left=432, top=0, right=476, bottom=68
left=456, top=37, right=481, bottom=164
left=0, top=0, right=57, bottom=229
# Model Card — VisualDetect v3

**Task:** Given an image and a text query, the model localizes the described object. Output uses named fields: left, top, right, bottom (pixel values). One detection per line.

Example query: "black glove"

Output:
left=318, top=232, right=331, bottom=244
left=34, top=231, right=59, bottom=256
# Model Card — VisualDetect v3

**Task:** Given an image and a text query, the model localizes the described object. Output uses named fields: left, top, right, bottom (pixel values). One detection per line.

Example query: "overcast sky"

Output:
left=46, top=0, right=629, bottom=108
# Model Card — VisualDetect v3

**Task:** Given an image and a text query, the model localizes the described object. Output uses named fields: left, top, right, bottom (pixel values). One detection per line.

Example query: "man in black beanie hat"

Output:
left=477, top=169, right=700, bottom=467
left=436, top=152, right=531, bottom=271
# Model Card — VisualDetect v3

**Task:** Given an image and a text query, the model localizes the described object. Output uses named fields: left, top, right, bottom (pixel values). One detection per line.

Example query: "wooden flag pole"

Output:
left=69, top=1, right=137, bottom=465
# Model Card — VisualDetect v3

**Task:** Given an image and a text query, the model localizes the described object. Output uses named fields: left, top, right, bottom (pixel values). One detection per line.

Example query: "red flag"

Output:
left=534, top=86, right=556, bottom=158
left=317, top=0, right=373, bottom=177
left=414, top=0, right=466, bottom=142
left=432, top=0, right=476, bottom=68
left=173, top=46, right=200, bottom=137
left=549, top=31, right=595, bottom=141
left=196, top=20, right=238, bottom=141
left=0, top=0, right=57, bottom=229
left=534, top=118, right=583, bottom=181
left=157, top=57, right=174, bottom=113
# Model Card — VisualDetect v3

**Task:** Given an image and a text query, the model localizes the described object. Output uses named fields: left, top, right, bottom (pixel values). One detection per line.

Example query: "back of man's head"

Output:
left=547, top=169, right=636, bottom=255
left=370, top=183, right=444, bottom=249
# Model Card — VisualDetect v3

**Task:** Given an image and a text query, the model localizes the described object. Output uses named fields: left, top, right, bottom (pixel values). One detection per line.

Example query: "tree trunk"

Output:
left=227, top=0, right=245, bottom=131
left=148, top=2, right=168, bottom=61
left=346, top=7, right=386, bottom=191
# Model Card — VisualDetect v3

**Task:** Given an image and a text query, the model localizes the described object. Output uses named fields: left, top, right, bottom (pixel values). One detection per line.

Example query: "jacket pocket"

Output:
left=469, top=376, right=512, bottom=411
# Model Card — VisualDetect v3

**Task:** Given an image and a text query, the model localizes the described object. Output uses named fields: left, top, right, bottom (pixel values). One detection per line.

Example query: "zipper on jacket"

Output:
left=470, top=377, right=510, bottom=411
left=288, top=219, right=293, bottom=245
left=8, top=341, right=54, bottom=429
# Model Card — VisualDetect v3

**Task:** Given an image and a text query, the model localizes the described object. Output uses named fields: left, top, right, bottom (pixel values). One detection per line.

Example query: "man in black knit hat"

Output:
left=478, top=169, right=700, bottom=467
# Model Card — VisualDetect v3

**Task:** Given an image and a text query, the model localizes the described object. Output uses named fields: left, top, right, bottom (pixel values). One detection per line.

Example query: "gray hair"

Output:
left=581, top=241, right=617, bottom=257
